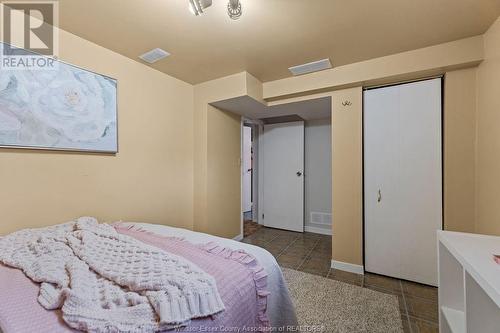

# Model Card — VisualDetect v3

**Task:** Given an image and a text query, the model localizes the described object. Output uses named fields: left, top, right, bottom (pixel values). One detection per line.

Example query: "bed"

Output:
left=0, top=221, right=298, bottom=332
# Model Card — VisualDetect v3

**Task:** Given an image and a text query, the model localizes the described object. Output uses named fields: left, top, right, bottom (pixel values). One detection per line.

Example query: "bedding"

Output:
left=0, top=220, right=297, bottom=332
left=0, top=218, right=225, bottom=331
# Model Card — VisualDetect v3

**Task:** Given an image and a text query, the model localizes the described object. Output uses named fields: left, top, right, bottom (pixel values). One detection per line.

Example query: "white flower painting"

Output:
left=0, top=45, right=117, bottom=152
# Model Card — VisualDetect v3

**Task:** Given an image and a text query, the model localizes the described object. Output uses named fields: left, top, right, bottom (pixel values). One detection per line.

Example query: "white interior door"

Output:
left=262, top=121, right=304, bottom=232
left=242, top=126, right=253, bottom=213
left=364, top=78, right=442, bottom=286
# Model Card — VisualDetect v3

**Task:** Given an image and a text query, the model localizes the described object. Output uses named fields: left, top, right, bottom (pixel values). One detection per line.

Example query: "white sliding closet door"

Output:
left=364, top=78, right=442, bottom=286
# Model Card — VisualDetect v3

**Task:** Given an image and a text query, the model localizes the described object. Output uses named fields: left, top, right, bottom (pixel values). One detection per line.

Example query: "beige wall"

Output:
left=3, top=14, right=500, bottom=259
left=476, top=17, right=500, bottom=236
left=263, top=36, right=484, bottom=100
left=0, top=29, right=194, bottom=235
left=206, top=107, right=242, bottom=238
left=331, top=87, right=363, bottom=265
left=327, top=70, right=480, bottom=266
left=193, top=73, right=248, bottom=238
left=264, top=67, right=486, bottom=268
left=188, top=18, right=500, bottom=256
left=188, top=25, right=497, bottom=242
left=265, top=45, right=486, bottom=266
left=443, top=68, right=477, bottom=233
left=193, top=73, right=247, bottom=235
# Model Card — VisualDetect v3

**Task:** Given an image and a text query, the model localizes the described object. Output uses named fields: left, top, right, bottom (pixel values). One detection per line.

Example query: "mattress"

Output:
left=122, top=222, right=298, bottom=328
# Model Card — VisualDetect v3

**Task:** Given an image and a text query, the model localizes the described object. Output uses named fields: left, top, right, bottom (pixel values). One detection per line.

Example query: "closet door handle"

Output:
left=377, top=189, right=382, bottom=203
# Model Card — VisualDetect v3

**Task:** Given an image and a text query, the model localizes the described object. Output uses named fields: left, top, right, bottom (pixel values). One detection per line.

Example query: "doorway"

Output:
left=242, top=121, right=261, bottom=237
left=260, top=117, right=332, bottom=234
left=242, top=124, right=253, bottom=220
left=212, top=96, right=332, bottom=236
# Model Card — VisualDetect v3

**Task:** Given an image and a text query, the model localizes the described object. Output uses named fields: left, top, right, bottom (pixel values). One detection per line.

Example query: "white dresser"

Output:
left=438, top=231, right=500, bottom=333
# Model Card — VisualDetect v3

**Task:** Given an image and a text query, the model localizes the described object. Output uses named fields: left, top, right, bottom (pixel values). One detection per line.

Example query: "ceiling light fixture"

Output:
left=188, top=0, right=212, bottom=16
left=227, top=0, right=242, bottom=20
left=188, top=0, right=242, bottom=19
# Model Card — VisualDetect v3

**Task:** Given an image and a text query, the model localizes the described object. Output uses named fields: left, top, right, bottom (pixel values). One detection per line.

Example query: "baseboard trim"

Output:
left=304, top=226, right=332, bottom=235
left=331, top=260, right=365, bottom=275
left=233, top=233, right=244, bottom=241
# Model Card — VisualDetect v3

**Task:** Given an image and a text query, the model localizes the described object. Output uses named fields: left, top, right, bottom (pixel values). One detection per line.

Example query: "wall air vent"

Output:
left=289, top=58, right=332, bottom=76
left=311, top=212, right=332, bottom=226
left=139, top=48, right=170, bottom=64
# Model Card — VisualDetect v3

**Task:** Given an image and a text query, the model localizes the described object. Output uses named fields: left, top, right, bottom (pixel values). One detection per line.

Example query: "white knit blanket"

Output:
left=0, top=217, right=225, bottom=332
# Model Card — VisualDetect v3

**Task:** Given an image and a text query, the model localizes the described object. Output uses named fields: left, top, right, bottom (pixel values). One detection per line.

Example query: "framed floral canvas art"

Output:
left=0, top=43, right=118, bottom=153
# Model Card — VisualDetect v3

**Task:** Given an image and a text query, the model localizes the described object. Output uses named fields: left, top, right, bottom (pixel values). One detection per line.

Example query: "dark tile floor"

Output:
left=244, top=220, right=262, bottom=237
left=242, top=225, right=439, bottom=333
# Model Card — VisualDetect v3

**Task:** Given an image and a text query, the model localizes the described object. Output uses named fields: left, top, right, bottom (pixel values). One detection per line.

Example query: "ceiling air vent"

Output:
left=139, top=48, right=170, bottom=64
left=289, top=58, right=332, bottom=76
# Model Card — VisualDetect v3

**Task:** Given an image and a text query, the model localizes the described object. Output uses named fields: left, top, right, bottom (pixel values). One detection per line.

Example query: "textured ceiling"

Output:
left=54, top=0, right=500, bottom=84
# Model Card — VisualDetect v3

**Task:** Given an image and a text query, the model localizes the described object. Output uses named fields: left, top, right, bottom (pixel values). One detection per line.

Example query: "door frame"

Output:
left=242, top=124, right=253, bottom=215
left=361, top=76, right=445, bottom=283
left=241, top=118, right=263, bottom=235
left=253, top=99, right=333, bottom=231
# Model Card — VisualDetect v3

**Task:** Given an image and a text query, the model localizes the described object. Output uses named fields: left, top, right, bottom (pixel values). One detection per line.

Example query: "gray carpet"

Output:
left=283, top=268, right=403, bottom=333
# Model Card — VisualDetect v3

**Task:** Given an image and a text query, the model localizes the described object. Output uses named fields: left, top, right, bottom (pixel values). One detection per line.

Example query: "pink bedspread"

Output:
left=0, top=225, right=270, bottom=333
